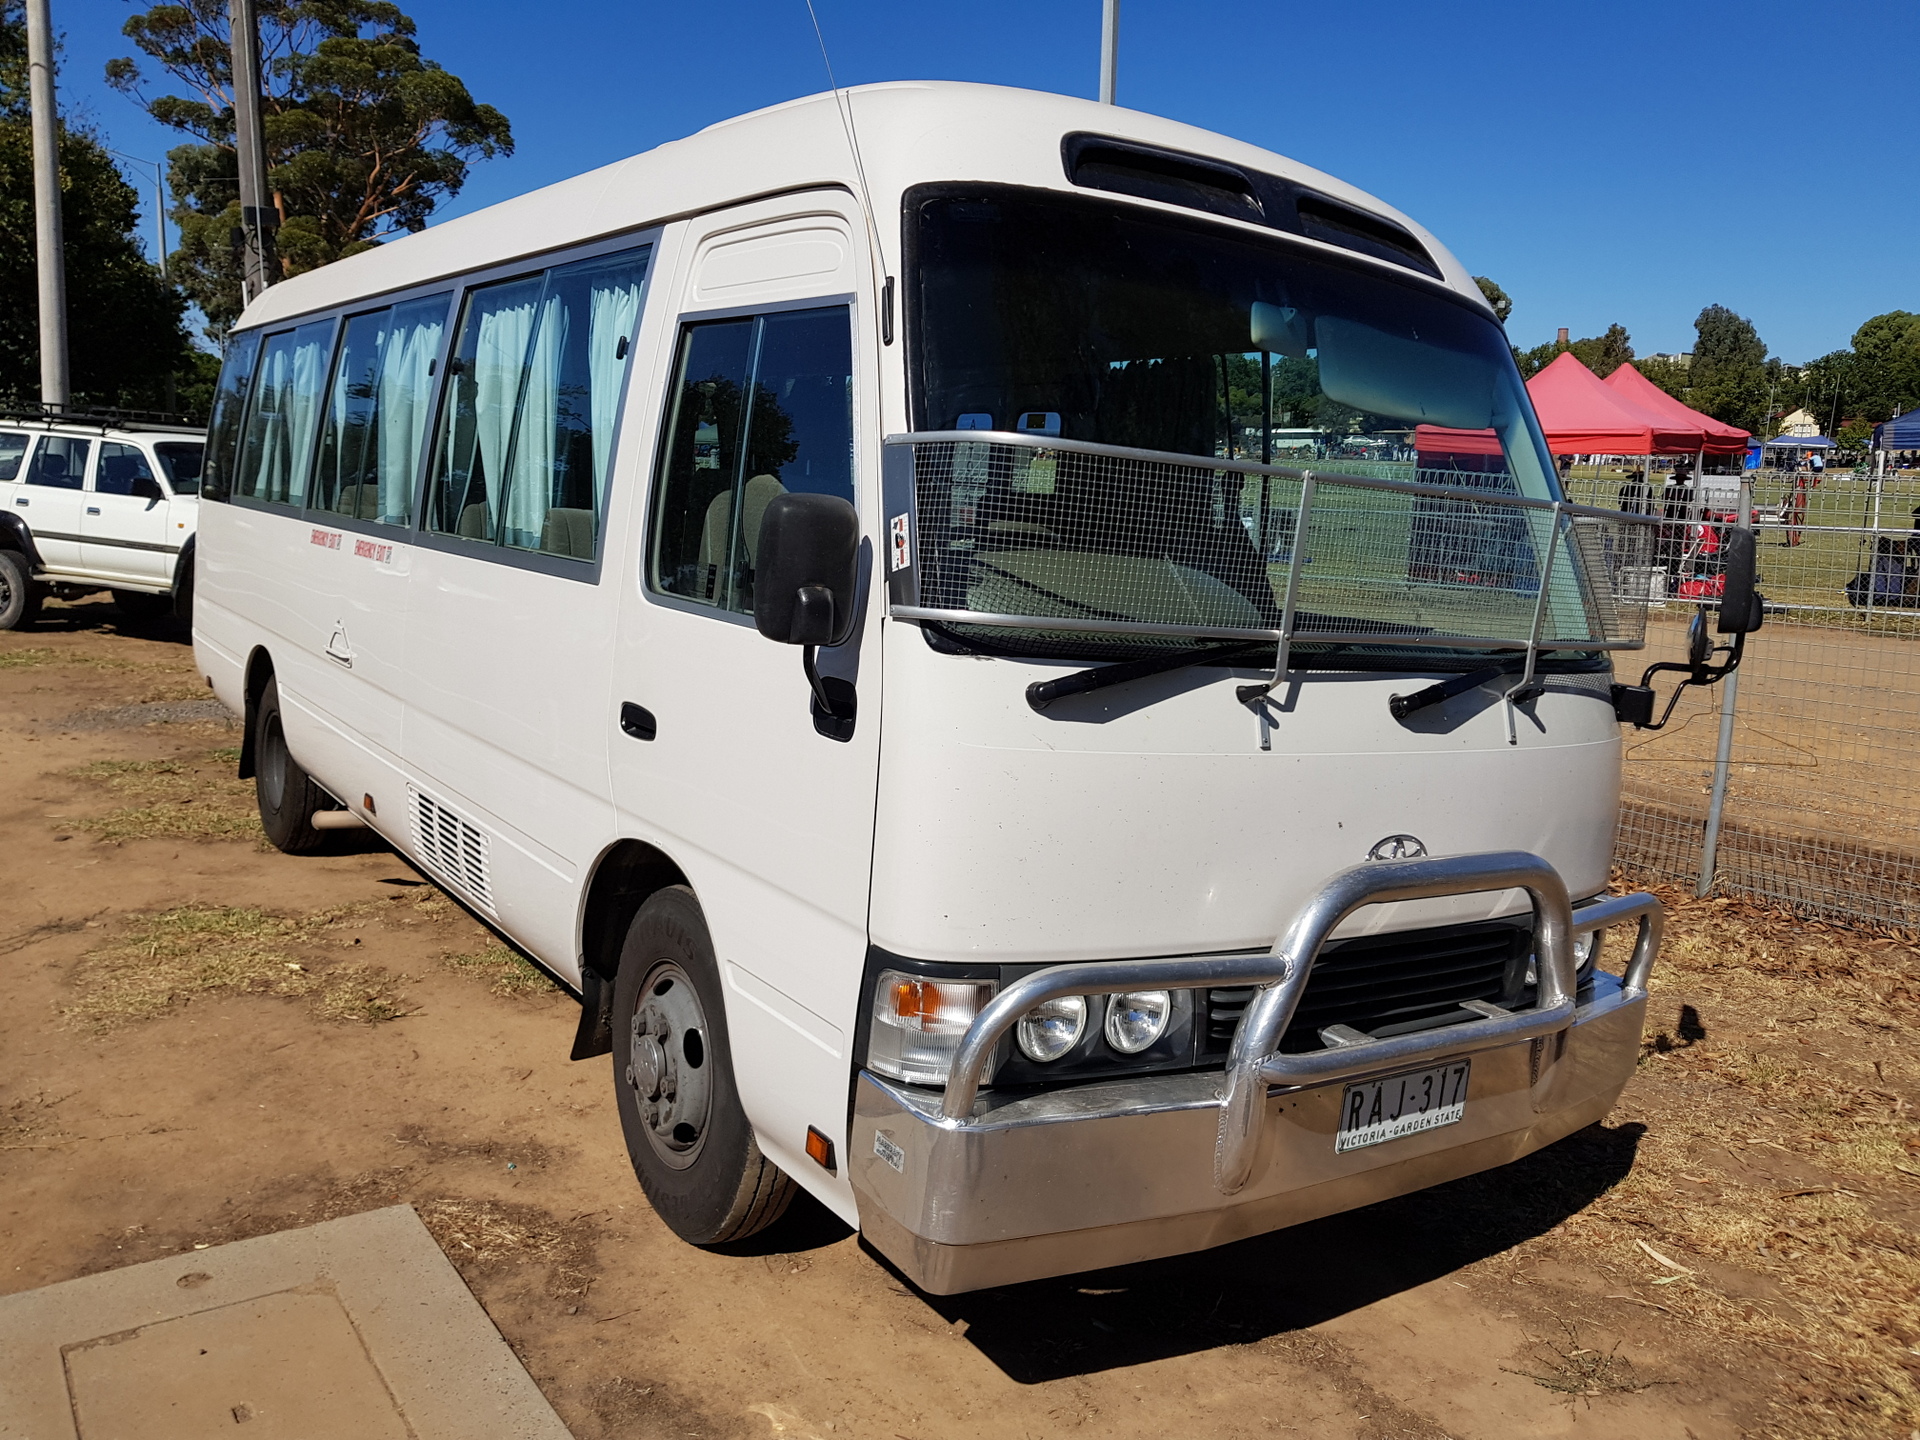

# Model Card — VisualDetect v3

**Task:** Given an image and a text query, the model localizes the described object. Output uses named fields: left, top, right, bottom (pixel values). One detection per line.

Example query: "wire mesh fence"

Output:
left=1563, top=462, right=1920, bottom=931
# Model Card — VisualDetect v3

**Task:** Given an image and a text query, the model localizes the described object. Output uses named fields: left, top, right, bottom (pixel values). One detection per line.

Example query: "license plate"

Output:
left=1336, top=1060, right=1471, bottom=1153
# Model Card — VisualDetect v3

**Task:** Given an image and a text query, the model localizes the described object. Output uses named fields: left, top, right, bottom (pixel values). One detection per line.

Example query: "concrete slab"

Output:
left=0, top=1206, right=573, bottom=1440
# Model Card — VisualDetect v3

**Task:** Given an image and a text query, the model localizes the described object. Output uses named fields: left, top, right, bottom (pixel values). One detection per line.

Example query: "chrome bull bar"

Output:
left=934, top=851, right=1663, bottom=1197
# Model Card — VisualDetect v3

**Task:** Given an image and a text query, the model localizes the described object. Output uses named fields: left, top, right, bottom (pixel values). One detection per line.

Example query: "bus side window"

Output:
left=235, top=319, right=333, bottom=509
left=311, top=296, right=449, bottom=527
left=649, top=305, right=853, bottom=615
left=427, top=246, right=649, bottom=560
left=202, top=331, right=262, bottom=504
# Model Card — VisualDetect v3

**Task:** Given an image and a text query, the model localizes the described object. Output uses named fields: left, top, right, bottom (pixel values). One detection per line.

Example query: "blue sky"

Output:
left=62, top=0, right=1917, bottom=363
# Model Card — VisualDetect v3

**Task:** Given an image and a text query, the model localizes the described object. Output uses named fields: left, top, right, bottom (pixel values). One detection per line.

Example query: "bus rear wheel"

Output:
left=611, top=887, right=795, bottom=1244
left=253, top=676, right=331, bottom=854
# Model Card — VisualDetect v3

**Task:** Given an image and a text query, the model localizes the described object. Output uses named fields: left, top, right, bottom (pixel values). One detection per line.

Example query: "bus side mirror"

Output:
left=754, top=493, right=860, bottom=647
left=1717, top=527, right=1764, bottom=634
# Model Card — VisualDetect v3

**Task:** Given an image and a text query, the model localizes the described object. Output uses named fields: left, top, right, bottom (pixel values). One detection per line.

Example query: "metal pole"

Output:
left=25, top=0, right=68, bottom=410
left=1099, top=0, right=1119, bottom=104
left=108, top=151, right=167, bottom=278
left=229, top=0, right=274, bottom=301
left=1695, top=476, right=1751, bottom=898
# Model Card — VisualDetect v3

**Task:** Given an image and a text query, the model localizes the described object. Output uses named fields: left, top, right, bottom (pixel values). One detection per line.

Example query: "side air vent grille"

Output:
left=409, top=785, right=493, bottom=912
left=1061, top=132, right=1443, bottom=281
left=1203, top=920, right=1528, bottom=1057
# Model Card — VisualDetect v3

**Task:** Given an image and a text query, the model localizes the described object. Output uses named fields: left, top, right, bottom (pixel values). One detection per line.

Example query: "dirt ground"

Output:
left=3, top=598, right=1917, bottom=1440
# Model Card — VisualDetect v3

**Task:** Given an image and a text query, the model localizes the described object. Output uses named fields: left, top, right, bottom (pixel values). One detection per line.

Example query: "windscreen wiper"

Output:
left=1386, top=662, right=1526, bottom=721
left=1026, top=643, right=1273, bottom=713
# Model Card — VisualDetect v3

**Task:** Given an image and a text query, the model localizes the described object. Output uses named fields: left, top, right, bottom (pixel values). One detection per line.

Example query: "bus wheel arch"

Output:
left=571, top=839, right=690, bottom=1060
left=238, top=648, right=276, bottom=780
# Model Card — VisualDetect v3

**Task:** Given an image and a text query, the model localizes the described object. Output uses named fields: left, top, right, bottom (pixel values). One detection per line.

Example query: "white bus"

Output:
left=196, top=83, right=1680, bottom=1294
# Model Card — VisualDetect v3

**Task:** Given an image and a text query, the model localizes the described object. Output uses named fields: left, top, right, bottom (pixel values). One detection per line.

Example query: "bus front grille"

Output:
left=1203, top=919, right=1528, bottom=1056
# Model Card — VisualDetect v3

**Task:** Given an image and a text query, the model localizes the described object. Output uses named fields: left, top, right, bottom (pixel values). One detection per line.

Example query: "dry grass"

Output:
left=0, top=645, right=141, bottom=671
left=1547, top=881, right=1920, bottom=1437
left=443, top=942, right=558, bottom=998
left=62, top=750, right=259, bottom=843
left=136, top=675, right=216, bottom=704
left=63, top=905, right=409, bottom=1031
left=1504, top=1319, right=1665, bottom=1398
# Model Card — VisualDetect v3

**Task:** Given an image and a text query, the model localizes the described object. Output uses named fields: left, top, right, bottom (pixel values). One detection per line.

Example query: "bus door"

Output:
left=301, top=296, right=448, bottom=760
left=609, top=203, right=882, bottom=1182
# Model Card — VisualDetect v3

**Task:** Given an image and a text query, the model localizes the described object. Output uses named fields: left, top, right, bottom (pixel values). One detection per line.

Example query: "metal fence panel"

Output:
left=1564, top=464, right=1920, bottom=930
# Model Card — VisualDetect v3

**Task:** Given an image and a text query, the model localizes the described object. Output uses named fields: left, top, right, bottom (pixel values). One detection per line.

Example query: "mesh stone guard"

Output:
left=883, top=432, right=1660, bottom=666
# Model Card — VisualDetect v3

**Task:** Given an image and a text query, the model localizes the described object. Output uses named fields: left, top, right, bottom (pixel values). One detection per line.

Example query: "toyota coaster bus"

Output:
left=195, top=83, right=1671, bottom=1293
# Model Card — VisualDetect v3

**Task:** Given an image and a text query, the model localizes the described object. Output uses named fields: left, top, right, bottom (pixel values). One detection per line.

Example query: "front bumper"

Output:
left=848, top=855, right=1661, bottom=1294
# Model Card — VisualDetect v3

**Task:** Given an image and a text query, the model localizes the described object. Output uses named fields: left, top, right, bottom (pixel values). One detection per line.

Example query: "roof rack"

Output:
left=0, top=405, right=204, bottom=435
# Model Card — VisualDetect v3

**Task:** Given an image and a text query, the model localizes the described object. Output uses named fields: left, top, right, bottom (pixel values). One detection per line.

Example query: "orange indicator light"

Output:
left=805, top=1125, right=836, bottom=1172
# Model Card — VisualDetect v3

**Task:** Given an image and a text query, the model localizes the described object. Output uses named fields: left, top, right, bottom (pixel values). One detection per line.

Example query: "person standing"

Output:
left=1784, top=470, right=1810, bottom=546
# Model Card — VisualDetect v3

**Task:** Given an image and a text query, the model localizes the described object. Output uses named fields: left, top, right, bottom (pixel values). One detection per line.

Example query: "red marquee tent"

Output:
left=1416, top=351, right=1712, bottom=458
left=1603, top=362, right=1750, bottom=455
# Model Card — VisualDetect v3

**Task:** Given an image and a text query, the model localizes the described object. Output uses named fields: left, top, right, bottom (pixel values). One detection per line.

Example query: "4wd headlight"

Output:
left=1016, top=995, right=1086, bottom=1063
left=868, top=971, right=995, bottom=1086
left=1104, top=991, right=1171, bottom=1054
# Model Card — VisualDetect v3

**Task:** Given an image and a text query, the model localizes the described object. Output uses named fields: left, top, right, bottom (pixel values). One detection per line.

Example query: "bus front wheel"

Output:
left=611, top=886, right=795, bottom=1245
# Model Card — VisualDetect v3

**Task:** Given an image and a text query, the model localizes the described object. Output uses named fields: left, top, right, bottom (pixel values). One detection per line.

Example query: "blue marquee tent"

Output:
left=1874, top=407, right=1920, bottom=450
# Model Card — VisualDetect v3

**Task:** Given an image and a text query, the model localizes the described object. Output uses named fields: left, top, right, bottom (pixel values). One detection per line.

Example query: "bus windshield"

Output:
left=903, top=188, right=1617, bottom=666
left=911, top=187, right=1555, bottom=490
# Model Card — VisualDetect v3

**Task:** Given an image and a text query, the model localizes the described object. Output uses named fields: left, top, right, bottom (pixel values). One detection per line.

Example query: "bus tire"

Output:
left=0, top=551, right=40, bottom=630
left=253, top=676, right=331, bottom=854
left=611, top=886, right=795, bottom=1245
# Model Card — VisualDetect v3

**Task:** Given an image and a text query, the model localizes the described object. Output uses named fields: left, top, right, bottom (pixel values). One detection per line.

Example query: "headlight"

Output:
left=868, top=971, right=994, bottom=1086
left=1016, top=995, right=1086, bottom=1062
left=1526, top=932, right=1596, bottom=988
left=1104, top=991, right=1171, bottom=1054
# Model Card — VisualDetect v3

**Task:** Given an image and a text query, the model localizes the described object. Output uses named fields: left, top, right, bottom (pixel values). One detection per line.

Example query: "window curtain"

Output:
left=247, top=337, right=295, bottom=502
left=281, top=323, right=330, bottom=506
left=587, top=265, right=646, bottom=508
left=371, top=298, right=446, bottom=523
left=470, top=290, right=538, bottom=537
left=502, top=287, right=565, bottom=549
left=244, top=321, right=328, bottom=505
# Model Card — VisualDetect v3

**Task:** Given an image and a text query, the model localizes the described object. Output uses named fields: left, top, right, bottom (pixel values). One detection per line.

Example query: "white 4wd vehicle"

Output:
left=0, top=412, right=205, bottom=628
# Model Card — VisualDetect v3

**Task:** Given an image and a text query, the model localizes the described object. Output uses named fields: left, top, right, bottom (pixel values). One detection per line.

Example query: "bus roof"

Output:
left=235, top=82, right=1480, bottom=331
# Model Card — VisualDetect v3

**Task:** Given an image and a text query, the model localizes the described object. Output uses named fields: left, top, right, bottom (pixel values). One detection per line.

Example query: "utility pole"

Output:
left=1099, top=0, right=1119, bottom=104
left=109, top=150, right=168, bottom=279
left=25, top=0, right=68, bottom=410
left=228, top=0, right=275, bottom=303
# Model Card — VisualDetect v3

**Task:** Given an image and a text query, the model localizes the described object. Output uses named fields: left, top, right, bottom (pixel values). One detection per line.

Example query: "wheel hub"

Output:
left=628, top=1033, right=666, bottom=1100
left=624, top=962, right=710, bottom=1170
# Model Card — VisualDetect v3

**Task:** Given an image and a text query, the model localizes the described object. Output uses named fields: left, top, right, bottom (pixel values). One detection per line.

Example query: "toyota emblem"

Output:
left=1367, top=834, right=1429, bottom=861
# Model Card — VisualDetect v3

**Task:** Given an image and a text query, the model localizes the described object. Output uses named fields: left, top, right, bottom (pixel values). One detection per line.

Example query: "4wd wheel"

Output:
left=253, top=676, right=331, bottom=854
left=611, top=887, right=795, bottom=1244
left=0, top=550, right=41, bottom=630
